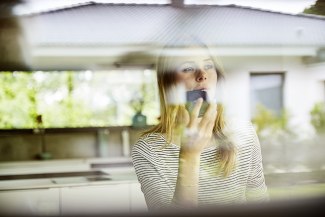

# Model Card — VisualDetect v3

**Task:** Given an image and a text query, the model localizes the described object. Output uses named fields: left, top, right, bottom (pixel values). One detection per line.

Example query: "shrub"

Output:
left=310, top=102, right=325, bottom=133
left=252, top=104, right=290, bottom=136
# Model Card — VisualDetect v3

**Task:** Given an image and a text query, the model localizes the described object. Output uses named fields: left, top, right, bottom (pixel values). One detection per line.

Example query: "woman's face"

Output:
left=171, top=51, right=218, bottom=92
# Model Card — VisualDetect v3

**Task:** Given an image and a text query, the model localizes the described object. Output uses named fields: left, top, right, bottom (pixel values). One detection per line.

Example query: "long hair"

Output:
left=143, top=43, right=237, bottom=177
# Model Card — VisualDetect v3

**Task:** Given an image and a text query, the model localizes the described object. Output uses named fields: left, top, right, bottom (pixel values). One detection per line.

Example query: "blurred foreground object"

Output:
left=303, top=0, right=325, bottom=16
left=0, top=0, right=30, bottom=70
left=1, top=1, right=324, bottom=70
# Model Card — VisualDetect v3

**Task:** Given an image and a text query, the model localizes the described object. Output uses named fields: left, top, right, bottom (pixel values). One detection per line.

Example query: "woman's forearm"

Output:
left=172, top=151, right=201, bottom=207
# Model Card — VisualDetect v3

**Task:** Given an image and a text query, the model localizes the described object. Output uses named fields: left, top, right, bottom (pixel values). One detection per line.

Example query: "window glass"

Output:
left=0, top=70, right=159, bottom=129
left=250, top=73, right=284, bottom=117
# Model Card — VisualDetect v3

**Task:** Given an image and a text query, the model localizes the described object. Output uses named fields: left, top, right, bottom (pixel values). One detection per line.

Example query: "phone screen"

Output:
left=186, top=90, right=209, bottom=117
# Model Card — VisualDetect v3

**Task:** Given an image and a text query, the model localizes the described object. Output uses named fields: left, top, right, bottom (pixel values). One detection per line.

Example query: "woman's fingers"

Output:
left=182, top=102, right=218, bottom=153
left=198, top=103, right=217, bottom=129
left=206, top=110, right=217, bottom=131
left=188, top=98, right=203, bottom=128
left=176, top=105, right=190, bottom=128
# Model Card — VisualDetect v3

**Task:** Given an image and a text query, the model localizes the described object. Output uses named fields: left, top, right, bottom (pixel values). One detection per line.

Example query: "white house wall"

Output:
left=284, top=57, right=320, bottom=136
left=221, top=56, right=286, bottom=120
left=309, top=62, right=325, bottom=103
left=220, top=55, right=323, bottom=136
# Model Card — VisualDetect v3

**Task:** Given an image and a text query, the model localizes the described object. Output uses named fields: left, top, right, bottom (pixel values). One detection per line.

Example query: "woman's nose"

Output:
left=195, top=69, right=207, bottom=82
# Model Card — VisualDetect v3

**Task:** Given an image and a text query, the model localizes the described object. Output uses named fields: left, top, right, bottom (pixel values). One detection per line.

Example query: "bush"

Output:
left=252, top=104, right=290, bottom=136
left=310, top=102, right=325, bottom=133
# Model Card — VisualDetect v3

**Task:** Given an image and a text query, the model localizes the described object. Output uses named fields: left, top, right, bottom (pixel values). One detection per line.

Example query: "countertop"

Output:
left=0, top=158, right=139, bottom=190
left=4, top=158, right=325, bottom=191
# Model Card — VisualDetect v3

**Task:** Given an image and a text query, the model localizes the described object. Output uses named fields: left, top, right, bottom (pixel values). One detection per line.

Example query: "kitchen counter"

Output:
left=0, top=157, right=133, bottom=174
left=0, top=158, right=139, bottom=190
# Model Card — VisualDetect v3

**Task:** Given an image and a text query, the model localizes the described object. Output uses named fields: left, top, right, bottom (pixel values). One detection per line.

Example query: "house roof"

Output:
left=20, top=2, right=325, bottom=47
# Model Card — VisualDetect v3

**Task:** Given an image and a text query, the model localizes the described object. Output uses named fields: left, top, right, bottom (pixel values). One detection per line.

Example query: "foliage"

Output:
left=252, top=104, right=290, bottom=136
left=130, top=76, right=160, bottom=125
left=130, top=83, right=146, bottom=113
left=303, top=0, right=325, bottom=16
left=310, top=102, right=325, bottom=133
left=0, top=72, right=36, bottom=128
left=0, top=70, right=159, bottom=129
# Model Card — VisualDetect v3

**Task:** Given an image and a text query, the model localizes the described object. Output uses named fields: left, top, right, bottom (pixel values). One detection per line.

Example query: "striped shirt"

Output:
left=132, top=120, right=269, bottom=210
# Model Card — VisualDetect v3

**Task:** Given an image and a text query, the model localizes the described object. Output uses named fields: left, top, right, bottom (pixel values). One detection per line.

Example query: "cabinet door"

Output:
left=130, top=182, right=148, bottom=212
left=0, top=188, right=60, bottom=215
left=61, top=184, right=130, bottom=215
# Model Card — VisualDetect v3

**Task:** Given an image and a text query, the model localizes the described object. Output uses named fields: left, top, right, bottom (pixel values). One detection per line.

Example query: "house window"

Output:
left=250, top=73, right=284, bottom=117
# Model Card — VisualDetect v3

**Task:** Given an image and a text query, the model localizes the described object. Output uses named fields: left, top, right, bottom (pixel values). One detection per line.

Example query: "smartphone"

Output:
left=186, top=90, right=209, bottom=117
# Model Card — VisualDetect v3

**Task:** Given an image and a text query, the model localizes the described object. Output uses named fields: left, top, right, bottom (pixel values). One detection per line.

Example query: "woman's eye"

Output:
left=204, top=64, right=214, bottom=70
left=182, top=67, right=195, bottom=72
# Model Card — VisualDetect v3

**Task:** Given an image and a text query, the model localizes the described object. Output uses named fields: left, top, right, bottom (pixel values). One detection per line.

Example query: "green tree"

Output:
left=0, top=72, right=37, bottom=128
left=41, top=71, right=92, bottom=128
left=303, top=0, right=325, bottom=16
left=0, top=70, right=159, bottom=128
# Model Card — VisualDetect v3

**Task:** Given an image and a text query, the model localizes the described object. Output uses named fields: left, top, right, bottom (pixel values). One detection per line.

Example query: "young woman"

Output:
left=132, top=43, right=269, bottom=211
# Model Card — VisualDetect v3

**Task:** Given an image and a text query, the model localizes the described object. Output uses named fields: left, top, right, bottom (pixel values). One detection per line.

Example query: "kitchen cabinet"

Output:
left=60, top=183, right=130, bottom=215
left=0, top=181, right=147, bottom=215
left=0, top=188, right=60, bottom=215
left=130, top=182, right=147, bottom=212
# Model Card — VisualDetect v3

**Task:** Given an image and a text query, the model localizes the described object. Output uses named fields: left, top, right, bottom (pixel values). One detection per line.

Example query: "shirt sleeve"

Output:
left=131, top=139, right=175, bottom=211
left=245, top=124, right=270, bottom=202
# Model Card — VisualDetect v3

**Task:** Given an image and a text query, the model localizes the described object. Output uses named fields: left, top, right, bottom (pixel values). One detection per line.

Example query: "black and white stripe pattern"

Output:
left=132, top=120, right=269, bottom=210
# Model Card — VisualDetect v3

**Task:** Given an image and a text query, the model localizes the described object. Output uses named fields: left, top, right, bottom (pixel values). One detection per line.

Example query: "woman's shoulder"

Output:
left=226, top=118, right=255, bottom=135
left=133, top=132, right=166, bottom=151
left=225, top=118, right=257, bottom=149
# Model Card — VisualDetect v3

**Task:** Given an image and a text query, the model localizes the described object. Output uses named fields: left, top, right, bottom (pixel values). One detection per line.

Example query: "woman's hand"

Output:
left=180, top=98, right=218, bottom=156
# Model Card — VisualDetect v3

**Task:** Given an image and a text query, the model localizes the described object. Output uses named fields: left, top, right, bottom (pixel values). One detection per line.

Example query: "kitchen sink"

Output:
left=86, top=176, right=112, bottom=182
left=52, top=175, right=112, bottom=184
left=0, top=170, right=113, bottom=185
left=0, top=170, right=109, bottom=181
left=90, top=161, right=133, bottom=169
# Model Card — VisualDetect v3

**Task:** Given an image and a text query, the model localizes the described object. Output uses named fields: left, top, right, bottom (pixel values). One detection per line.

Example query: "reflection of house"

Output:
left=20, top=1, right=325, bottom=134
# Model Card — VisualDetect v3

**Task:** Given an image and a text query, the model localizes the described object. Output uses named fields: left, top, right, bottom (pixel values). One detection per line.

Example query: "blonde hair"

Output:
left=143, top=44, right=237, bottom=177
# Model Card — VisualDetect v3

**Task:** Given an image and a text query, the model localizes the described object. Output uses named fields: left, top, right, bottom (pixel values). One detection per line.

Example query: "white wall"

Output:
left=220, top=55, right=324, bottom=137
left=221, top=56, right=286, bottom=121
left=309, top=62, right=325, bottom=102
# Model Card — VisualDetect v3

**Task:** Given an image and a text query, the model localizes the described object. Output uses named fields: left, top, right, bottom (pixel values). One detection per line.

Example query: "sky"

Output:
left=14, top=0, right=317, bottom=15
